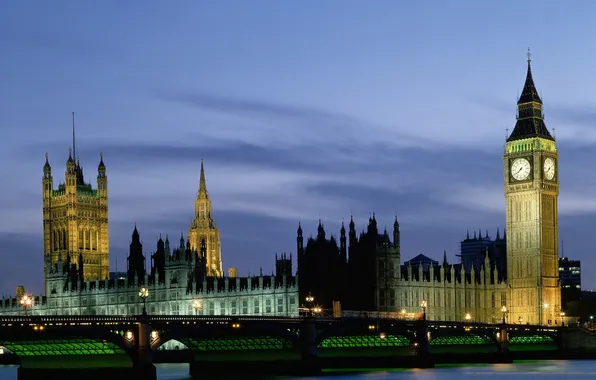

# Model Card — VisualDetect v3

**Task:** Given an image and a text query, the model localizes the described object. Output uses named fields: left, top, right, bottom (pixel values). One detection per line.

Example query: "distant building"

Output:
left=459, top=229, right=506, bottom=276
left=559, top=257, right=581, bottom=290
left=227, top=268, right=237, bottom=278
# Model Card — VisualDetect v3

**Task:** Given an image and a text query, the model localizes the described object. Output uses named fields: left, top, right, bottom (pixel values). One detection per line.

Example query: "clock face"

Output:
left=511, top=158, right=531, bottom=181
left=543, top=157, right=556, bottom=180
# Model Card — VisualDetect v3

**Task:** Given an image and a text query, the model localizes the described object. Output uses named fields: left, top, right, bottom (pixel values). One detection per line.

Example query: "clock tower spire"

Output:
left=504, top=51, right=560, bottom=325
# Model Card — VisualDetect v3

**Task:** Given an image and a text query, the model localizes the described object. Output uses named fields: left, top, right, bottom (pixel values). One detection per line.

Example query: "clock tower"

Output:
left=504, top=52, right=560, bottom=325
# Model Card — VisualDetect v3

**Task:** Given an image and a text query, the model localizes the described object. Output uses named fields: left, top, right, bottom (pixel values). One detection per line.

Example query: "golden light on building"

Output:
left=187, top=160, right=223, bottom=277
left=42, top=134, right=109, bottom=292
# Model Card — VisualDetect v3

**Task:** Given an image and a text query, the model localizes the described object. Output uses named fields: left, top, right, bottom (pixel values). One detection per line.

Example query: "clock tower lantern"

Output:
left=504, top=52, right=560, bottom=325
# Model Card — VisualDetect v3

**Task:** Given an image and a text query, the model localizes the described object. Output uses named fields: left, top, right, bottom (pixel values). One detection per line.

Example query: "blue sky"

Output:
left=2, top=0, right=596, bottom=294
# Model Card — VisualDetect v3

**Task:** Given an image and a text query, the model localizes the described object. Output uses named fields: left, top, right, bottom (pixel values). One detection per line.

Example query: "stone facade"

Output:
left=0, top=247, right=298, bottom=317
left=298, top=218, right=508, bottom=324
left=42, top=150, right=109, bottom=292
left=0, top=151, right=298, bottom=317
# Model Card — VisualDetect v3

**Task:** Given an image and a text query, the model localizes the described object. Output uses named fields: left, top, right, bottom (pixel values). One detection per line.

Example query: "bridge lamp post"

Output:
left=465, top=313, right=472, bottom=322
left=20, top=295, right=32, bottom=316
left=420, top=300, right=427, bottom=321
left=192, top=299, right=203, bottom=315
left=543, top=303, right=549, bottom=325
left=139, top=287, right=149, bottom=316
left=501, top=305, right=507, bottom=324
left=305, top=293, right=315, bottom=316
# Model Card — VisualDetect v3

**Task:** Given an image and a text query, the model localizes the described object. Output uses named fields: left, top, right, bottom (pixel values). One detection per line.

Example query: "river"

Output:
left=1, top=361, right=596, bottom=379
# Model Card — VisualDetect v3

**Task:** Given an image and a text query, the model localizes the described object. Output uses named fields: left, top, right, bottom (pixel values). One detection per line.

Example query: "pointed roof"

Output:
left=507, top=50, right=554, bottom=142
left=67, top=148, right=75, bottom=164
left=199, top=159, right=207, bottom=194
left=517, top=52, right=542, bottom=104
left=43, top=153, right=51, bottom=171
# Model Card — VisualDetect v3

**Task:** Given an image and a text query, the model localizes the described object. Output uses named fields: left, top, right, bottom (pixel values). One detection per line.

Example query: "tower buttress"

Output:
left=42, top=153, right=53, bottom=292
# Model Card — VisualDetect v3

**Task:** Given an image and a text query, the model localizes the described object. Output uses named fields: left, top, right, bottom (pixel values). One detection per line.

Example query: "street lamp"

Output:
left=139, top=287, right=149, bottom=316
left=192, top=299, right=203, bottom=315
left=465, top=313, right=472, bottom=322
left=20, top=295, right=32, bottom=316
left=543, top=303, right=549, bottom=325
left=420, top=299, right=427, bottom=320
left=305, top=293, right=315, bottom=316
left=501, top=305, right=507, bottom=324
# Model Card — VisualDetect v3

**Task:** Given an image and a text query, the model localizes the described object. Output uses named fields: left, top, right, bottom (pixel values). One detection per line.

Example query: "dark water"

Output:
left=1, top=361, right=596, bottom=379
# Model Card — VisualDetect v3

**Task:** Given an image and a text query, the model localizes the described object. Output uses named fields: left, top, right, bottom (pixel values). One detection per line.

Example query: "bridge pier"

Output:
left=299, top=317, right=321, bottom=375
left=413, top=319, right=433, bottom=368
left=498, top=324, right=509, bottom=353
left=133, top=318, right=157, bottom=380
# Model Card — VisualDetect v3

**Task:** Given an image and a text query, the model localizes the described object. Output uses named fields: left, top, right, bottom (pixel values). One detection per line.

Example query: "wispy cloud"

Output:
left=156, top=91, right=438, bottom=150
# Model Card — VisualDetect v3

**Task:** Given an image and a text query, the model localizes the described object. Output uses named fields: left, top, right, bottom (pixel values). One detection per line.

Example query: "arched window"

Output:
left=85, top=229, right=90, bottom=250
left=91, top=229, right=96, bottom=250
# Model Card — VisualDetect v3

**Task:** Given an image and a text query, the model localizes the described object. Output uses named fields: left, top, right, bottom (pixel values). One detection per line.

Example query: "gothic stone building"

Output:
left=298, top=216, right=508, bottom=323
left=0, top=152, right=298, bottom=317
left=298, top=56, right=562, bottom=325
left=0, top=228, right=297, bottom=317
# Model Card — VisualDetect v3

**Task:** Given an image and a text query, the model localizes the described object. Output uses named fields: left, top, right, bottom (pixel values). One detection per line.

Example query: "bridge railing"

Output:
left=0, top=315, right=309, bottom=326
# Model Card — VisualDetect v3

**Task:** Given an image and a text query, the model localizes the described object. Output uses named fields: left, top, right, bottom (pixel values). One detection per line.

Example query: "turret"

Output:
left=367, top=213, right=378, bottom=235
left=317, top=220, right=326, bottom=240
left=42, top=153, right=53, bottom=290
left=340, top=220, right=347, bottom=259
left=443, top=250, right=448, bottom=267
left=348, top=215, right=356, bottom=246
left=165, top=235, right=171, bottom=256
left=65, top=148, right=76, bottom=191
left=393, top=215, right=400, bottom=250
left=127, top=225, right=146, bottom=285
left=97, top=153, right=107, bottom=195
left=43, top=153, right=52, bottom=197
left=296, top=222, right=304, bottom=255
left=152, top=236, right=166, bottom=284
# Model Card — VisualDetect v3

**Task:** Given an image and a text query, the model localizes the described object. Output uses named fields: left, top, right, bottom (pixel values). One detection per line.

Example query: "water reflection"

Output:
left=0, top=361, right=595, bottom=379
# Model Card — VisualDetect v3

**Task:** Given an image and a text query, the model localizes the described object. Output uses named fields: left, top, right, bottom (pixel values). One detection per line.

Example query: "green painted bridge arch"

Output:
left=314, top=322, right=414, bottom=351
left=0, top=324, right=137, bottom=360
left=506, top=327, right=560, bottom=351
left=150, top=322, right=300, bottom=353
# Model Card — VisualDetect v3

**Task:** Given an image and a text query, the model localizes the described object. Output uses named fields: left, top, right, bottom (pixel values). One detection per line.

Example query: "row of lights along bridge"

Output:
left=16, top=288, right=563, bottom=324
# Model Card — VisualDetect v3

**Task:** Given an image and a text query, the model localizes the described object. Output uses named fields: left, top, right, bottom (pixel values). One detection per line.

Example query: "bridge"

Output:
left=0, top=315, right=573, bottom=379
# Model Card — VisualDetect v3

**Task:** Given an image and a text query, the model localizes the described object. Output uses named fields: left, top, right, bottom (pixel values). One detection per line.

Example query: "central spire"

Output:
left=198, top=159, right=208, bottom=197
left=507, top=49, right=554, bottom=142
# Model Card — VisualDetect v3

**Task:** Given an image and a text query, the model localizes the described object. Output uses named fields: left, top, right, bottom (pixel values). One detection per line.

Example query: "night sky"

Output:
left=1, top=1, right=596, bottom=294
